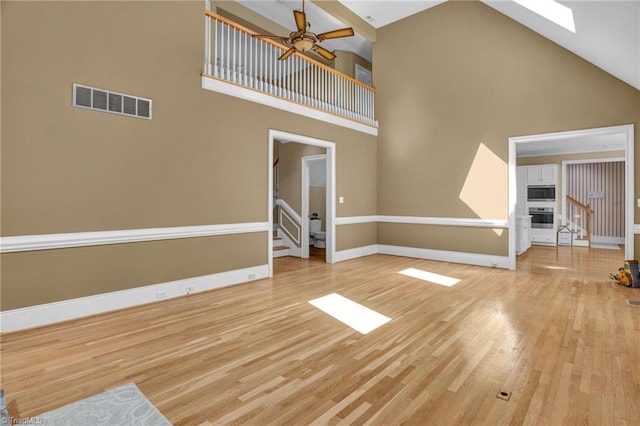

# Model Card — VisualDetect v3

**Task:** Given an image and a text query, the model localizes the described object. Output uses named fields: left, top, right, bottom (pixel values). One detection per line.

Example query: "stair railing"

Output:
left=566, top=195, right=593, bottom=243
left=275, top=198, right=301, bottom=246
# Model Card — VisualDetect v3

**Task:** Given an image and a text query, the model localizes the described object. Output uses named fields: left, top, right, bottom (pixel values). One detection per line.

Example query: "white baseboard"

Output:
left=378, top=245, right=511, bottom=269
left=335, top=245, right=378, bottom=262
left=591, top=235, right=625, bottom=245
left=572, top=240, right=590, bottom=247
left=0, top=265, right=269, bottom=333
left=333, top=244, right=510, bottom=269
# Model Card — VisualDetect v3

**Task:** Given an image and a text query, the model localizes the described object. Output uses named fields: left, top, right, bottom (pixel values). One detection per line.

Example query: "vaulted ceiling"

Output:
left=237, top=0, right=640, bottom=91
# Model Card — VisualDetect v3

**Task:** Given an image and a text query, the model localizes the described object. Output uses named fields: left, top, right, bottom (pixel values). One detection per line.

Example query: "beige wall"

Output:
left=0, top=1, right=377, bottom=310
left=374, top=1, right=640, bottom=257
left=309, top=187, right=326, bottom=231
left=1, top=233, right=266, bottom=309
left=334, top=50, right=372, bottom=81
left=276, top=142, right=325, bottom=215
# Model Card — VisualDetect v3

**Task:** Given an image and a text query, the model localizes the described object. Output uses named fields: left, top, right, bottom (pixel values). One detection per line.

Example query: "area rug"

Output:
left=33, top=383, right=171, bottom=426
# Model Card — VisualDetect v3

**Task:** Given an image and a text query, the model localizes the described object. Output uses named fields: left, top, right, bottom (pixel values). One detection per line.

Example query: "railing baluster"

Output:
left=213, top=20, right=218, bottom=77
left=260, top=41, right=264, bottom=91
left=293, top=55, right=300, bottom=102
left=227, top=23, right=232, bottom=80
left=286, top=55, right=291, bottom=100
left=270, top=45, right=274, bottom=95
left=268, top=45, right=272, bottom=95
left=204, top=8, right=211, bottom=75
left=314, top=67, right=318, bottom=108
left=232, top=28, right=237, bottom=83
left=247, top=35, right=254, bottom=87
left=324, top=69, right=328, bottom=107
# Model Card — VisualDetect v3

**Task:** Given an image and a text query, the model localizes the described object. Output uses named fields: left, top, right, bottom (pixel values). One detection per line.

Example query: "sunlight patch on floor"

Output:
left=308, top=293, right=391, bottom=334
left=399, top=268, right=461, bottom=287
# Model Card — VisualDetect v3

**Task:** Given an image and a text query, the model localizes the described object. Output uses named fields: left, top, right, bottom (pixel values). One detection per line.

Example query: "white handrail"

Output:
left=276, top=198, right=302, bottom=245
left=204, top=11, right=376, bottom=127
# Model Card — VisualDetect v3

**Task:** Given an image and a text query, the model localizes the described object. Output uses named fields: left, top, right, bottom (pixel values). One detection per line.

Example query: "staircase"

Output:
left=273, top=228, right=291, bottom=258
left=566, top=195, right=593, bottom=247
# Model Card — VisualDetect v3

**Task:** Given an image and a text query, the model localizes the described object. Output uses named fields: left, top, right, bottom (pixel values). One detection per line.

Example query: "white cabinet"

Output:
left=530, top=228, right=557, bottom=245
left=516, top=216, right=531, bottom=255
left=526, top=164, right=557, bottom=185
left=516, top=167, right=528, bottom=216
left=517, top=167, right=528, bottom=195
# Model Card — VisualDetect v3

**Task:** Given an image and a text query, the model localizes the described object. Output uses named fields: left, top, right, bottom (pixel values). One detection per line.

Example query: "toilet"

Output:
left=309, top=216, right=326, bottom=248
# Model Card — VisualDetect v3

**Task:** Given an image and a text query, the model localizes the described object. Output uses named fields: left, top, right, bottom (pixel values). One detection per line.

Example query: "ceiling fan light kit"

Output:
left=252, top=0, right=354, bottom=61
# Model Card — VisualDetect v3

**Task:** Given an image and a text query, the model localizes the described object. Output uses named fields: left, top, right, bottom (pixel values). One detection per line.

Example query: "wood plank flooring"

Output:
left=1, top=245, right=639, bottom=425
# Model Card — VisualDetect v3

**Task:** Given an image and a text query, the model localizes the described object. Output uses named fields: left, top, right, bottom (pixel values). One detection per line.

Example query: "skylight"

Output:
left=513, top=0, right=576, bottom=33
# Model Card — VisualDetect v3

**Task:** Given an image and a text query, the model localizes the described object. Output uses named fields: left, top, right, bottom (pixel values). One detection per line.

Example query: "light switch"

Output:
left=637, top=198, right=640, bottom=208
left=339, top=196, right=344, bottom=204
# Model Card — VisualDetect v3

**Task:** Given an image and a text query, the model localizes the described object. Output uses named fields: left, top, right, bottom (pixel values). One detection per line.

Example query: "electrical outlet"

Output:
left=156, top=291, right=167, bottom=299
left=248, top=273, right=256, bottom=280
left=185, top=286, right=195, bottom=295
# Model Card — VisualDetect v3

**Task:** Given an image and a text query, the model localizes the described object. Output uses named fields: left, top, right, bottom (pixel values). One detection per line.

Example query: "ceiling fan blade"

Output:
left=278, top=47, right=296, bottom=61
left=294, top=10, right=307, bottom=32
left=317, top=27, right=354, bottom=41
left=313, top=45, right=336, bottom=61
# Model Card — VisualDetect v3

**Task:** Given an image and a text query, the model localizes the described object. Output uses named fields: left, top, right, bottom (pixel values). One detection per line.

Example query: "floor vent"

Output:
left=73, top=84, right=152, bottom=120
left=627, top=299, right=640, bottom=307
left=496, top=390, right=511, bottom=401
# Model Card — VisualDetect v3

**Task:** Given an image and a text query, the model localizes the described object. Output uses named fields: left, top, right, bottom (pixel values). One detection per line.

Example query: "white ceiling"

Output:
left=338, top=0, right=447, bottom=28
left=236, top=0, right=373, bottom=61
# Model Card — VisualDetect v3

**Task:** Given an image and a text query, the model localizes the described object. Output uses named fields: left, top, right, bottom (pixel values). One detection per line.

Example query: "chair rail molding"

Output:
left=0, top=222, right=270, bottom=253
left=336, top=215, right=508, bottom=228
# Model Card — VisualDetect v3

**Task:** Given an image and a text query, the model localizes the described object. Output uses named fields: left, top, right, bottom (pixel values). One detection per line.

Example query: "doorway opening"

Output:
left=302, top=154, right=327, bottom=262
left=508, top=124, right=634, bottom=270
left=268, top=130, right=336, bottom=277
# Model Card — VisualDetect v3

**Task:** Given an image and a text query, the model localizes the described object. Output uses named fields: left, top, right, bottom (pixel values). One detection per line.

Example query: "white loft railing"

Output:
left=275, top=198, right=301, bottom=246
left=203, top=11, right=376, bottom=127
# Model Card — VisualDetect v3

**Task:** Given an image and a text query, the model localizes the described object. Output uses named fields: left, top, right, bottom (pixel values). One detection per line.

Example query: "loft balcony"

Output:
left=202, top=11, right=377, bottom=135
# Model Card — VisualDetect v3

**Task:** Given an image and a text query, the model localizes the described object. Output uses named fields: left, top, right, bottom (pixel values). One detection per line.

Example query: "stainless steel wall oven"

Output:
left=529, top=206, right=554, bottom=229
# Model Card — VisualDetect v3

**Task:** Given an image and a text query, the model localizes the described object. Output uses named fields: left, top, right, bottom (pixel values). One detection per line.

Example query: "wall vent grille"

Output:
left=72, top=84, right=152, bottom=120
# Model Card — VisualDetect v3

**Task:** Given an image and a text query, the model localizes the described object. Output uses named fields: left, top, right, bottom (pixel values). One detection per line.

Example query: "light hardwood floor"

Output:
left=2, top=245, right=639, bottom=425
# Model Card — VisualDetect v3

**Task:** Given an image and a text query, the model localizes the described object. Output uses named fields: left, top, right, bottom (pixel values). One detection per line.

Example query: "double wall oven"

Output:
left=527, top=184, right=556, bottom=232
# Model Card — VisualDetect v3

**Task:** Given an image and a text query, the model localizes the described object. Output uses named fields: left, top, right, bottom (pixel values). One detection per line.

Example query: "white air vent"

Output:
left=72, top=84, right=152, bottom=120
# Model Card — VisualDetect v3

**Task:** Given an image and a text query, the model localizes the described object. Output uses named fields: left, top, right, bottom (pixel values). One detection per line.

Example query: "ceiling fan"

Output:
left=252, top=0, right=354, bottom=61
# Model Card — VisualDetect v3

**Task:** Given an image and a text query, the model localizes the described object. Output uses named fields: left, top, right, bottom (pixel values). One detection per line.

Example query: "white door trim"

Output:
left=508, top=124, right=634, bottom=269
left=302, top=154, right=327, bottom=259
left=268, top=130, right=336, bottom=277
